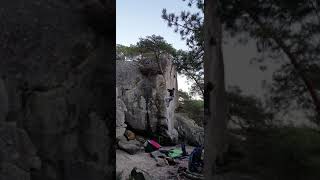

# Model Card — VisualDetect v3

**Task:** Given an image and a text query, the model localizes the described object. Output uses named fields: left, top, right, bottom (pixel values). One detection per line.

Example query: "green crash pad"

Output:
left=168, top=149, right=183, bottom=158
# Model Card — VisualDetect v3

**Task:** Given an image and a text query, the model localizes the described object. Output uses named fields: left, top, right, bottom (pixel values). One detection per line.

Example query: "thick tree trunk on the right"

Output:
left=204, top=0, right=228, bottom=178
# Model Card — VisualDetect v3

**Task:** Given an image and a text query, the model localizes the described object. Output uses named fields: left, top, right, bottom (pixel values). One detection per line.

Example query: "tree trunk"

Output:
left=204, top=0, right=228, bottom=178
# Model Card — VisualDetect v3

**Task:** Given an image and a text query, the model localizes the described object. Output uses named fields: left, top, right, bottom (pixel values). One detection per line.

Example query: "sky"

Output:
left=116, top=0, right=198, bottom=50
left=116, top=0, right=274, bottom=98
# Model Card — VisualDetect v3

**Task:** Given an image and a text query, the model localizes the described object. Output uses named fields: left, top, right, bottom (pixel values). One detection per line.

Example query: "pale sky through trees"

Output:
left=116, top=0, right=274, bottom=98
left=116, top=0, right=316, bottom=127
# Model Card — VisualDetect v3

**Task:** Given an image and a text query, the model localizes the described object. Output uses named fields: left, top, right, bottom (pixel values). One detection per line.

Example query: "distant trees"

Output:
left=117, top=35, right=175, bottom=90
left=177, top=87, right=274, bottom=130
left=160, top=0, right=319, bottom=178
left=135, top=35, right=176, bottom=58
left=116, top=44, right=139, bottom=61
left=174, top=50, right=204, bottom=96
left=163, top=0, right=320, bottom=123
left=176, top=90, right=204, bottom=126
left=116, top=35, right=177, bottom=76
left=116, top=35, right=176, bottom=60
left=162, top=1, right=204, bottom=97
left=219, top=0, right=320, bottom=122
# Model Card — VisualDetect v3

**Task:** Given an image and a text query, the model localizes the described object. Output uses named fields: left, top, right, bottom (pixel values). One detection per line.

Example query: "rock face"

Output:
left=116, top=56, right=178, bottom=144
left=175, top=113, right=204, bottom=146
left=0, top=0, right=116, bottom=179
left=116, top=87, right=127, bottom=138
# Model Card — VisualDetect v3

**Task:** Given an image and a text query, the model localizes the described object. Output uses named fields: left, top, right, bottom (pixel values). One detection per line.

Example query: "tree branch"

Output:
left=247, top=10, right=320, bottom=118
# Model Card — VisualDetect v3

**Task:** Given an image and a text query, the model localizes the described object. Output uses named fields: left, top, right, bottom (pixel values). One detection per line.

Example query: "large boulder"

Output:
left=175, top=113, right=204, bottom=146
left=116, top=56, right=178, bottom=144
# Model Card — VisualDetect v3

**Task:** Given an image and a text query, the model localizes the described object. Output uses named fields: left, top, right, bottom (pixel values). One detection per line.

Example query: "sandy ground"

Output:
left=116, top=145, right=195, bottom=180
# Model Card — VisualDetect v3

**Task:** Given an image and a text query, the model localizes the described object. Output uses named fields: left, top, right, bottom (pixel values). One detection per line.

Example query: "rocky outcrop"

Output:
left=116, top=56, right=178, bottom=144
left=0, top=0, right=115, bottom=179
left=175, top=113, right=204, bottom=146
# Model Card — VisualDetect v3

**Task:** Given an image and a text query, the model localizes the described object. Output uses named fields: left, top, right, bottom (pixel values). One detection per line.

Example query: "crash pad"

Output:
left=145, top=140, right=161, bottom=153
left=149, top=140, right=161, bottom=149
left=168, top=149, right=183, bottom=158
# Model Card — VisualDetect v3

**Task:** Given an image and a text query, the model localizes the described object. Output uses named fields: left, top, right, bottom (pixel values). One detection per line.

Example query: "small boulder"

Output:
left=124, top=130, right=136, bottom=140
left=117, top=135, right=128, bottom=142
left=118, top=139, right=142, bottom=155
left=175, top=113, right=204, bottom=146
left=135, top=135, right=146, bottom=144
left=129, top=167, right=152, bottom=180
left=156, top=159, right=168, bottom=167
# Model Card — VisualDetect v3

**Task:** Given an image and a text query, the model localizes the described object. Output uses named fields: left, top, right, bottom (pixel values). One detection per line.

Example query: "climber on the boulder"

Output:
left=165, top=88, right=175, bottom=107
left=167, top=88, right=175, bottom=97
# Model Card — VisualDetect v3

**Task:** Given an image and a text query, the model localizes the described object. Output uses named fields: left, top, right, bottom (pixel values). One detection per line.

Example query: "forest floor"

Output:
left=220, top=127, right=320, bottom=180
left=116, top=145, right=196, bottom=180
left=117, top=127, right=320, bottom=180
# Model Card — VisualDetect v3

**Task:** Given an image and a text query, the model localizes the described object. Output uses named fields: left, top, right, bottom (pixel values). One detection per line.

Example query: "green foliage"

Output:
left=176, top=86, right=274, bottom=128
left=116, top=44, right=140, bottom=60
left=136, top=35, right=177, bottom=58
left=162, top=1, right=204, bottom=96
left=219, top=0, right=320, bottom=119
left=174, top=49, right=204, bottom=96
left=162, top=1, right=203, bottom=50
left=163, top=0, right=320, bottom=120
left=176, top=90, right=204, bottom=126
left=116, top=35, right=177, bottom=61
